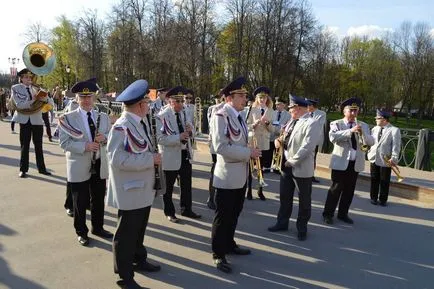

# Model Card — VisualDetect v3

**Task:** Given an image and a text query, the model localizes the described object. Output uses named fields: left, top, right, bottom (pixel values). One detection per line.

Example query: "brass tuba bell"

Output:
left=12, top=42, right=57, bottom=114
left=22, top=42, right=56, bottom=76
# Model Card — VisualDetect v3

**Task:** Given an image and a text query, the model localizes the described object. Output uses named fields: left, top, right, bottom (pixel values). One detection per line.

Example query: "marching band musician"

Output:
left=270, top=97, right=290, bottom=172
left=59, top=79, right=113, bottom=246
left=367, top=109, right=401, bottom=207
left=152, top=87, right=169, bottom=113
left=211, top=77, right=261, bottom=273
left=11, top=68, right=53, bottom=178
left=206, top=93, right=226, bottom=210
left=106, top=80, right=161, bottom=289
left=156, top=86, right=201, bottom=223
left=306, top=98, right=327, bottom=183
left=322, top=97, right=374, bottom=225
left=183, top=88, right=195, bottom=124
left=267, top=96, right=320, bottom=241
left=245, top=86, right=274, bottom=200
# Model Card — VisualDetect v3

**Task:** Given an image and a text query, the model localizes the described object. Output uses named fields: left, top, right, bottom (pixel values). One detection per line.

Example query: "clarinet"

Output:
left=183, top=110, right=193, bottom=161
left=90, top=112, right=101, bottom=174
left=149, top=109, right=162, bottom=190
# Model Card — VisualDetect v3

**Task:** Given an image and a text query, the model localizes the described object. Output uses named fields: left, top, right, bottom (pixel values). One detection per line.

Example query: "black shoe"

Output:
left=379, top=202, right=387, bottom=207
left=134, top=260, right=161, bottom=272
left=91, top=228, right=113, bottom=239
left=323, top=216, right=334, bottom=225
left=312, top=177, right=320, bottom=183
left=268, top=224, right=288, bottom=232
left=116, top=279, right=142, bottom=289
left=66, top=209, right=74, bottom=217
left=18, top=171, right=27, bottom=178
left=78, top=236, right=89, bottom=246
left=370, top=199, right=378, bottom=205
left=214, top=258, right=232, bottom=273
left=229, top=246, right=251, bottom=255
left=257, top=189, right=266, bottom=201
left=39, top=170, right=52, bottom=176
left=297, top=231, right=307, bottom=241
left=49, top=137, right=53, bottom=142
left=207, top=200, right=216, bottom=210
left=337, top=215, right=354, bottom=224
left=167, top=215, right=179, bottom=223
left=181, top=211, right=201, bottom=219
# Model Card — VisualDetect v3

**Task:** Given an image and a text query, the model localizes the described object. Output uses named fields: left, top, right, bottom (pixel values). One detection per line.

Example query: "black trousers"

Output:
left=64, top=182, right=73, bottom=210
left=163, top=150, right=192, bottom=216
left=370, top=163, right=392, bottom=203
left=113, top=206, right=151, bottom=281
left=19, top=121, right=46, bottom=173
left=212, top=184, right=246, bottom=259
left=276, top=166, right=312, bottom=233
left=313, top=146, right=319, bottom=170
left=42, top=112, right=52, bottom=138
left=11, top=120, right=15, bottom=131
left=323, top=161, right=359, bottom=218
left=261, top=144, right=274, bottom=169
left=70, top=159, right=106, bottom=237
left=209, top=154, right=217, bottom=194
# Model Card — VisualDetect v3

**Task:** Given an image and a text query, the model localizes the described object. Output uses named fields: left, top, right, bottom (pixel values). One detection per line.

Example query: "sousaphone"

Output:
left=12, top=42, right=56, bottom=114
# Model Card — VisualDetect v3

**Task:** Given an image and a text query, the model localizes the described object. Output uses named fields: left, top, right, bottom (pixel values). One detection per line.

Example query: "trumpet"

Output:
left=354, top=118, right=369, bottom=152
left=383, top=155, right=404, bottom=182
left=249, top=137, right=268, bottom=188
left=271, top=131, right=284, bottom=173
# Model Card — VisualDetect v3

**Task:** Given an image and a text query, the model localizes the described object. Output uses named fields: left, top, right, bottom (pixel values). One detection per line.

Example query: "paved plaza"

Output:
left=0, top=119, right=433, bottom=289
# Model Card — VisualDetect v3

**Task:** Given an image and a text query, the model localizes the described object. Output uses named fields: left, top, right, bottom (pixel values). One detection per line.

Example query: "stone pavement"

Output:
left=0, top=119, right=433, bottom=289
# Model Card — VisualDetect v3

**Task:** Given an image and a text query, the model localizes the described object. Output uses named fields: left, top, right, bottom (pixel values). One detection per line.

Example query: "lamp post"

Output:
left=65, top=65, right=71, bottom=90
left=114, top=77, right=118, bottom=93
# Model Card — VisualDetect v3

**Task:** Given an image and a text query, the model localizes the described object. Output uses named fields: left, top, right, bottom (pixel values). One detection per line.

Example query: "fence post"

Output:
left=414, top=129, right=431, bottom=171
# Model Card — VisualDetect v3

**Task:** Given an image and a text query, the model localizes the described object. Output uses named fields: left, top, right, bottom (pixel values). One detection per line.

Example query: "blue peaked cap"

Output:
left=116, top=79, right=149, bottom=105
left=71, top=79, right=99, bottom=95
left=341, top=97, right=362, bottom=110
left=253, top=86, right=270, bottom=96
left=288, top=95, right=309, bottom=108
left=376, top=109, right=391, bottom=119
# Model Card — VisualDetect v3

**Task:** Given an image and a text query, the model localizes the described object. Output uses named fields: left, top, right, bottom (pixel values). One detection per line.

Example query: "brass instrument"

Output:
left=249, top=137, right=268, bottom=188
left=271, top=131, right=284, bottom=173
left=383, top=155, right=404, bottom=182
left=354, top=118, right=369, bottom=152
left=13, top=42, right=56, bottom=115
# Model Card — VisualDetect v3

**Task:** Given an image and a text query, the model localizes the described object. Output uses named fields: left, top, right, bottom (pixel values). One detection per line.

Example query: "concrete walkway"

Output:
left=0, top=119, right=433, bottom=289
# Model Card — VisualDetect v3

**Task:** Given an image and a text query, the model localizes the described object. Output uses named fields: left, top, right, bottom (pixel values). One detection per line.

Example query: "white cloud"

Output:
left=347, top=25, right=394, bottom=39
left=323, top=26, right=340, bottom=35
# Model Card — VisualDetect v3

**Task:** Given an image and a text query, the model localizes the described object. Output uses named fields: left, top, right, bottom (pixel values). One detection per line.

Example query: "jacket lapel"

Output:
left=225, top=104, right=247, bottom=142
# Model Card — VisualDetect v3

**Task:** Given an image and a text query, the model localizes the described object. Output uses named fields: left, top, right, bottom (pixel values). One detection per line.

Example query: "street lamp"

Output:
left=114, top=77, right=118, bottom=92
left=65, top=65, right=71, bottom=89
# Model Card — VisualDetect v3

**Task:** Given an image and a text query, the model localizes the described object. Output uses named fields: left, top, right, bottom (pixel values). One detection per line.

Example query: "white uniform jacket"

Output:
left=329, top=119, right=375, bottom=172
left=212, top=104, right=251, bottom=189
left=106, top=112, right=156, bottom=210
left=367, top=124, right=401, bottom=167
left=59, top=109, right=110, bottom=182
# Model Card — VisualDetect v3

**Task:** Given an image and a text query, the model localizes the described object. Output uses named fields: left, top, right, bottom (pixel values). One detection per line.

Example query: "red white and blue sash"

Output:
left=160, top=117, right=176, bottom=135
left=114, top=126, right=149, bottom=153
left=58, top=116, right=84, bottom=139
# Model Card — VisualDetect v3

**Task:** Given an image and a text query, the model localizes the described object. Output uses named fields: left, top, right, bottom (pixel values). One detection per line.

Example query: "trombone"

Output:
left=271, top=131, right=284, bottom=173
left=383, top=155, right=404, bottom=182
left=354, top=118, right=369, bottom=152
left=250, top=137, right=268, bottom=188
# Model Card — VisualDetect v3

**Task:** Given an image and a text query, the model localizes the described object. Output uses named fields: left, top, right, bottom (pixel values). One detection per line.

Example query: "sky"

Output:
left=1, top=0, right=433, bottom=73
